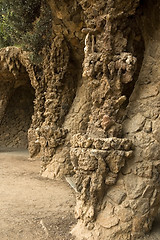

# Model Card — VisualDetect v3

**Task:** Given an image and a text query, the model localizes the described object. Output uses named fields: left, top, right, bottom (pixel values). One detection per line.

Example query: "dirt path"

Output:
left=1, top=151, right=160, bottom=240
left=0, top=151, right=76, bottom=240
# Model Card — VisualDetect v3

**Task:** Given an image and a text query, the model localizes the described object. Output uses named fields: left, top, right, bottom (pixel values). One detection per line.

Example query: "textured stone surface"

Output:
left=71, top=1, right=160, bottom=239
left=0, top=0, right=160, bottom=239
left=0, top=47, right=35, bottom=149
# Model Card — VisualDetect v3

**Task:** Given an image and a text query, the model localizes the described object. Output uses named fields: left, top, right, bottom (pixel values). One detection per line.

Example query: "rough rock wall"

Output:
left=71, top=1, right=160, bottom=240
left=0, top=0, right=159, bottom=239
left=29, top=0, right=142, bottom=175
left=0, top=47, right=36, bottom=149
left=26, top=0, right=160, bottom=239
left=28, top=0, right=85, bottom=172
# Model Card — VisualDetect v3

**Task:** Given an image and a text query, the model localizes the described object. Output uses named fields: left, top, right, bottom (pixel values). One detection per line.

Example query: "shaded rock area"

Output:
left=0, top=0, right=160, bottom=240
left=0, top=47, right=35, bottom=150
left=0, top=85, right=34, bottom=149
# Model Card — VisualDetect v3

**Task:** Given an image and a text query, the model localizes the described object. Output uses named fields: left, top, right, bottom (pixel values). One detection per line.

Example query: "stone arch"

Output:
left=0, top=47, right=36, bottom=150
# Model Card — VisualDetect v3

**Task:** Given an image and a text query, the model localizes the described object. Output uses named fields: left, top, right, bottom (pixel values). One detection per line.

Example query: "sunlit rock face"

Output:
left=29, top=0, right=160, bottom=239
left=1, top=0, right=160, bottom=239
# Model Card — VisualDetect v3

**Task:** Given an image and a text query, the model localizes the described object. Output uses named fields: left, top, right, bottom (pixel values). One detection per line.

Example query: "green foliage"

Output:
left=0, top=0, right=52, bottom=63
left=0, top=0, right=13, bottom=47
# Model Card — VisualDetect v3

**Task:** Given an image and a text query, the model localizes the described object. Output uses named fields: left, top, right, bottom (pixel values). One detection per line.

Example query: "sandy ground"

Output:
left=0, top=151, right=76, bottom=240
left=0, top=150, right=160, bottom=240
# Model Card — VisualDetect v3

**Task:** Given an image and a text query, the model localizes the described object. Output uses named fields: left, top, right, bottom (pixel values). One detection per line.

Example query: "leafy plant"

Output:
left=0, top=0, right=52, bottom=63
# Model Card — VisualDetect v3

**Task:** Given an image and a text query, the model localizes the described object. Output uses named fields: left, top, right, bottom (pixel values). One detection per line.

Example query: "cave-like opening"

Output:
left=0, top=66, right=35, bottom=151
left=121, top=6, right=145, bottom=108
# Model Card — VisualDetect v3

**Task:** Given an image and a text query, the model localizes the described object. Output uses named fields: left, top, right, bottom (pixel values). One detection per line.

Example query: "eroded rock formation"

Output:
left=0, top=0, right=160, bottom=239
left=0, top=47, right=35, bottom=149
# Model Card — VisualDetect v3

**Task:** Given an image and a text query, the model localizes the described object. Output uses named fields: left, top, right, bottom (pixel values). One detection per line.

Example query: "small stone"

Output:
left=107, top=187, right=127, bottom=205
left=101, top=115, right=114, bottom=130
left=87, top=223, right=94, bottom=230
left=125, top=150, right=133, bottom=158
left=97, top=215, right=119, bottom=229
left=105, top=172, right=117, bottom=185
left=123, top=113, right=146, bottom=133
left=144, top=120, right=152, bottom=133
left=115, top=95, right=126, bottom=106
